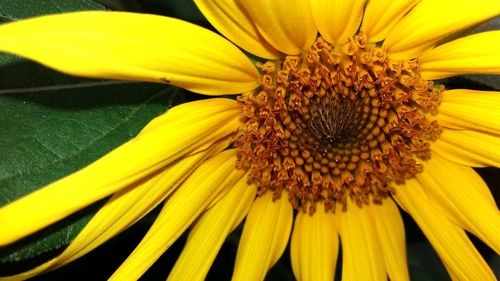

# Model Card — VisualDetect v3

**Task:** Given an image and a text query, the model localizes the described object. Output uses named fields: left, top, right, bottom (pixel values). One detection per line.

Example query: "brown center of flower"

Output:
left=235, top=35, right=443, bottom=213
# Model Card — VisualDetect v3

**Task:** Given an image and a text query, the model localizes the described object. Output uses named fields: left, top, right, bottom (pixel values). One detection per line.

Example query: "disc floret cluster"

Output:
left=235, top=34, right=443, bottom=212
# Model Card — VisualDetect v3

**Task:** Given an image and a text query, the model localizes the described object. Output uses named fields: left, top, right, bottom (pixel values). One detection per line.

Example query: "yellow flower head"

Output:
left=0, top=0, right=499, bottom=280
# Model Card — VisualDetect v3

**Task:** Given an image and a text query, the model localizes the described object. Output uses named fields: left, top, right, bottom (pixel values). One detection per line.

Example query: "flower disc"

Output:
left=235, top=35, right=443, bottom=212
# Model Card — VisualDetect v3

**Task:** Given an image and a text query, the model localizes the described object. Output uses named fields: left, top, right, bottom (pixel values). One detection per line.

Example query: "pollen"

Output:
left=235, top=35, right=443, bottom=213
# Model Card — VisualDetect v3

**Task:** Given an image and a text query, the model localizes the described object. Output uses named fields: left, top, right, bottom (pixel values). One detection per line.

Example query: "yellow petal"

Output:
left=232, top=192, right=293, bottom=281
left=420, top=31, right=500, bottom=79
left=140, top=98, right=239, bottom=135
left=394, top=180, right=496, bottom=281
left=311, top=0, right=366, bottom=44
left=384, top=0, right=500, bottom=60
left=416, top=154, right=500, bottom=253
left=109, top=150, right=244, bottom=281
left=194, top=0, right=280, bottom=59
left=434, top=89, right=500, bottom=135
left=368, top=199, right=410, bottom=281
left=361, top=0, right=420, bottom=42
left=336, top=201, right=385, bottom=281
left=238, top=0, right=317, bottom=55
left=290, top=204, right=338, bottom=281
left=0, top=145, right=218, bottom=280
left=0, top=99, right=240, bottom=246
left=0, top=11, right=259, bottom=95
left=432, top=129, right=500, bottom=168
left=167, top=176, right=257, bottom=281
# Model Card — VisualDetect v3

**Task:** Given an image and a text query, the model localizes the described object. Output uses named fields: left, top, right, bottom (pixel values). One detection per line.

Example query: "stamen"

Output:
left=235, top=35, right=443, bottom=213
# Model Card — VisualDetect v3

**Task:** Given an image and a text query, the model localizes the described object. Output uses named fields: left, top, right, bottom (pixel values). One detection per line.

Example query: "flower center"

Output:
left=235, top=35, right=443, bottom=213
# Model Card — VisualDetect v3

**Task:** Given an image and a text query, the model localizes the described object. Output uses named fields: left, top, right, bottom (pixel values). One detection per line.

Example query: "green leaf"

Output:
left=0, top=0, right=107, bottom=65
left=0, top=60, right=184, bottom=264
left=0, top=0, right=105, bottom=22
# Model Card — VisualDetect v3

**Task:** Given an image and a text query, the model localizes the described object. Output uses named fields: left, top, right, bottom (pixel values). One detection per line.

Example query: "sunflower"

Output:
left=1, top=0, right=500, bottom=280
